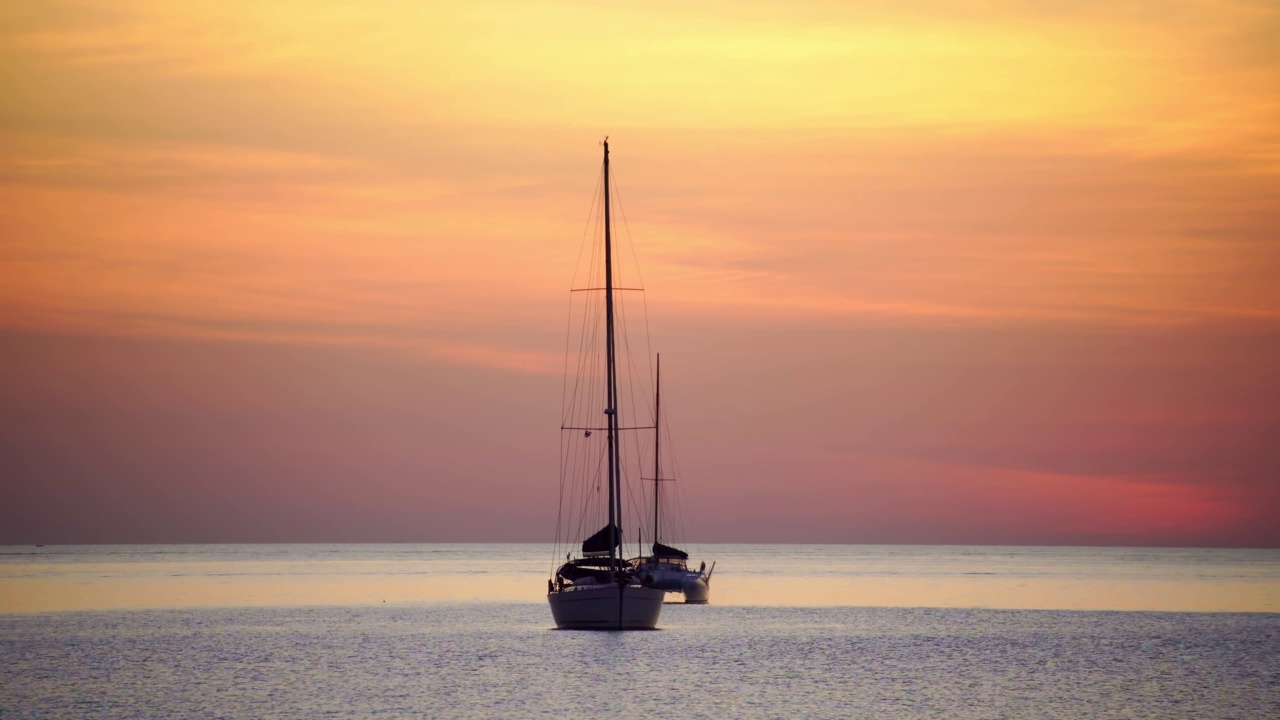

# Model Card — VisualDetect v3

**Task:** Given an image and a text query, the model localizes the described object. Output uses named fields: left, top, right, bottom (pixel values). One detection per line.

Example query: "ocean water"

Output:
left=2, top=545, right=1278, bottom=719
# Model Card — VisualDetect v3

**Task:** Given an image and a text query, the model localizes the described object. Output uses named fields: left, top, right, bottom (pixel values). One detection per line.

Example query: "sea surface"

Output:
left=2, top=544, right=1278, bottom=719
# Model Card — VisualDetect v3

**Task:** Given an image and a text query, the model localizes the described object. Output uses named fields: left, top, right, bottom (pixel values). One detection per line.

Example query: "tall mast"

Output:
left=653, top=353, right=661, bottom=551
left=603, top=138, right=620, bottom=566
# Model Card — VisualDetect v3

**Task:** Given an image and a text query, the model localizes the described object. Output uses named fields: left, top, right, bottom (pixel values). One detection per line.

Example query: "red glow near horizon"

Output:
left=1, top=0, right=1278, bottom=546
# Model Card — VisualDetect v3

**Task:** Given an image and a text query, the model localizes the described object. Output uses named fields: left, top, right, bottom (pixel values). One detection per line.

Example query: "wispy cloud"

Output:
left=1, top=0, right=1279, bottom=544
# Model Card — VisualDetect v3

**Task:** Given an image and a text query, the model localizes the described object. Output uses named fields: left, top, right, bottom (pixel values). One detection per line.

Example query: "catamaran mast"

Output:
left=653, top=353, right=661, bottom=551
left=603, top=138, right=621, bottom=567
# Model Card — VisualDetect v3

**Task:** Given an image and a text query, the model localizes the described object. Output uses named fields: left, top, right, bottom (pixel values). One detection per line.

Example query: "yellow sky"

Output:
left=3, top=0, right=1277, bottom=358
left=1, top=1, right=1278, bottom=545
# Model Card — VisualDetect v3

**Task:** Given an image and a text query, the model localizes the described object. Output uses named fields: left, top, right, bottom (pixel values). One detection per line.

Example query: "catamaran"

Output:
left=629, top=354, right=714, bottom=604
left=547, top=139, right=665, bottom=629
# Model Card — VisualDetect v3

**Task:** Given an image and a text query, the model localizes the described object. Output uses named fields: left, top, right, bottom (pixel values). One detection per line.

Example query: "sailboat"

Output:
left=546, top=139, right=665, bottom=630
left=630, top=354, right=714, bottom=604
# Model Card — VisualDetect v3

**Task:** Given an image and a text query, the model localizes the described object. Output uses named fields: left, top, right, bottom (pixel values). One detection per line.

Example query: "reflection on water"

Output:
left=6, top=603, right=1278, bottom=719
left=1, top=544, right=1277, bottom=614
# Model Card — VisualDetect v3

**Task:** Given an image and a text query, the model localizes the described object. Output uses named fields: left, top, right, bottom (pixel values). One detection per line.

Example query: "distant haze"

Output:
left=1, top=1, right=1278, bottom=546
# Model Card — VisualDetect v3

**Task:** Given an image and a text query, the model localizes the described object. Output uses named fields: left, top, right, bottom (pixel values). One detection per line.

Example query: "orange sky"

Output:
left=1, top=0, right=1278, bottom=545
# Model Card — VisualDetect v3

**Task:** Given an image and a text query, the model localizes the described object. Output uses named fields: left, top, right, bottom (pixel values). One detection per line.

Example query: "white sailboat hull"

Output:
left=548, top=584, right=664, bottom=629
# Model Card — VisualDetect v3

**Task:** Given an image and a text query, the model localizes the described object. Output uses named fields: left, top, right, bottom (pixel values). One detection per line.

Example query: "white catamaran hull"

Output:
left=633, top=560, right=712, bottom=604
left=682, top=577, right=710, bottom=604
left=548, top=584, right=664, bottom=630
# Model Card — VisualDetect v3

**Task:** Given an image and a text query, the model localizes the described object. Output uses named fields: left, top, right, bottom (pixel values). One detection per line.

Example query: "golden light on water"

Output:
left=4, top=547, right=1277, bottom=614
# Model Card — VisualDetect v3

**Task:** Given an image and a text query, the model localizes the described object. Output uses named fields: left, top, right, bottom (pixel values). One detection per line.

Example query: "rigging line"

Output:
left=561, top=175, right=603, bottom=427
left=561, top=436, right=573, bottom=560
left=564, top=374, right=585, bottom=550
left=640, top=287, right=655, bottom=409
left=574, top=443, right=601, bottom=546
left=659, top=393, right=683, bottom=545
left=567, top=435, right=589, bottom=563
left=617, top=291, right=655, bottom=424
left=616, top=289, right=635, bottom=411
left=563, top=296, right=596, bottom=427
left=572, top=291, right=601, bottom=417
left=612, top=174, right=659, bottom=553
left=579, top=187, right=605, bottom=386
left=612, top=166, right=658, bottom=406
left=554, top=414, right=566, bottom=572
left=570, top=340, right=603, bottom=545
left=613, top=292, right=643, bottom=516
left=653, top=367, right=662, bottom=548
left=668, top=410, right=694, bottom=554
left=560, top=298, right=604, bottom=561
left=574, top=303, right=608, bottom=546
left=560, top=316, right=601, bottom=566
left=609, top=166, right=647, bottom=292
left=612, top=326, right=642, bottom=554
left=567, top=171, right=604, bottom=299
left=568, top=438, right=592, bottom=564
left=608, top=165, right=657, bottom=393
left=621, top=342, right=652, bottom=545
left=618, top=449, right=644, bottom=559
left=562, top=172, right=602, bottom=404
left=578, top=205, right=606, bottom=411
left=568, top=439, right=585, bottom=549
left=571, top=437, right=606, bottom=547
left=562, top=204, right=606, bottom=428
left=615, top=233, right=655, bottom=426
left=634, top=387, right=654, bottom=554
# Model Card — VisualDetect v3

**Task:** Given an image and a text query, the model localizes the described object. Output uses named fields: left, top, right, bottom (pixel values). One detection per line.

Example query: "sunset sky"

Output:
left=2, top=0, right=1278, bottom=546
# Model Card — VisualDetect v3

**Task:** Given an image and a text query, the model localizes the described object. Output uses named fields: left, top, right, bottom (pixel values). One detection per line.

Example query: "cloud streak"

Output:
left=1, top=0, right=1277, bottom=544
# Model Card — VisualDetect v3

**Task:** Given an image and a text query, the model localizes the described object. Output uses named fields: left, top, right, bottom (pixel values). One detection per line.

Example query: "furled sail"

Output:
left=651, top=541, right=688, bottom=559
left=582, top=523, right=622, bottom=555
